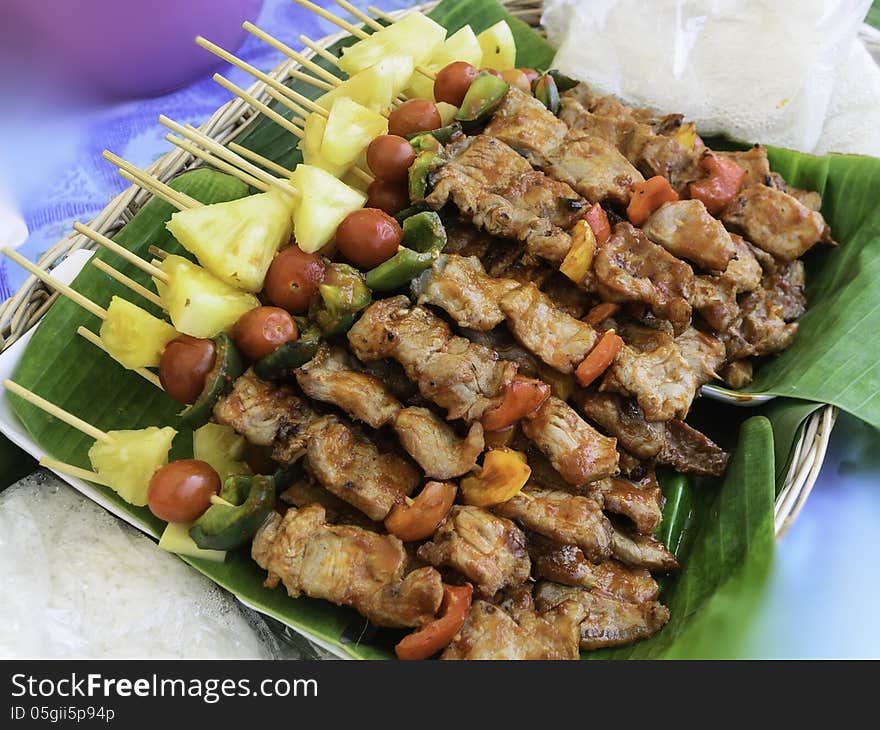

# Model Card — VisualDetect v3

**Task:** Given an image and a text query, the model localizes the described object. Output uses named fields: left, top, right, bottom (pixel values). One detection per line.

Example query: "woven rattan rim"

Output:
left=0, top=0, right=835, bottom=536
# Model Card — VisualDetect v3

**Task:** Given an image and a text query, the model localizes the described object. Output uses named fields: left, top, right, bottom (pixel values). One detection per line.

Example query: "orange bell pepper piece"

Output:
left=460, top=448, right=531, bottom=507
left=575, top=330, right=624, bottom=387
left=481, top=375, right=551, bottom=432
left=582, top=302, right=620, bottom=328
left=688, top=154, right=747, bottom=215
left=385, top=481, right=457, bottom=542
left=626, top=176, right=679, bottom=225
left=582, top=202, right=611, bottom=245
left=395, top=583, right=473, bottom=660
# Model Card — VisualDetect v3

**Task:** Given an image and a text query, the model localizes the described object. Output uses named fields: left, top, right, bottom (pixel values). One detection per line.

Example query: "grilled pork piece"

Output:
left=417, top=505, right=531, bottom=598
left=676, top=327, right=725, bottom=384
left=559, top=86, right=700, bottom=192
left=590, top=223, right=694, bottom=334
left=718, top=146, right=772, bottom=188
left=641, top=199, right=737, bottom=272
left=601, top=325, right=701, bottom=422
left=411, top=254, right=518, bottom=331
left=494, top=486, right=613, bottom=563
left=521, top=396, right=619, bottom=486
left=659, top=419, right=730, bottom=477
left=692, top=276, right=740, bottom=332
left=442, top=592, right=584, bottom=660
left=295, top=344, right=401, bottom=429
left=252, top=505, right=443, bottom=628
left=576, top=392, right=665, bottom=459
left=393, top=407, right=484, bottom=479
left=348, top=296, right=516, bottom=422
left=720, top=184, right=832, bottom=262
left=577, top=391, right=729, bottom=477
left=763, top=260, right=806, bottom=321
left=499, top=282, right=598, bottom=373
left=586, top=477, right=663, bottom=535
left=721, top=286, right=799, bottom=359
left=528, top=535, right=660, bottom=604
left=484, top=87, right=644, bottom=206
left=307, top=418, right=419, bottom=522
left=611, top=528, right=679, bottom=572
left=213, top=370, right=326, bottom=463
left=534, top=581, right=670, bottom=650
left=426, top=135, right=583, bottom=264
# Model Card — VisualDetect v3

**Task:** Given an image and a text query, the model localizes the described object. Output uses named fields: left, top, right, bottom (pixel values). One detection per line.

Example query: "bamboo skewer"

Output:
left=291, top=0, right=435, bottom=79
left=1, top=247, right=107, bottom=320
left=367, top=5, right=395, bottom=22
left=91, top=259, right=164, bottom=308
left=148, top=246, right=170, bottom=261
left=159, top=116, right=299, bottom=199
left=39, top=457, right=110, bottom=486
left=210, top=494, right=236, bottom=507
left=216, top=67, right=324, bottom=119
left=212, top=73, right=311, bottom=134
left=334, top=0, right=383, bottom=31
left=166, top=134, right=271, bottom=192
left=72, top=222, right=167, bottom=283
left=228, top=142, right=294, bottom=178
left=299, top=34, right=345, bottom=70
left=242, top=22, right=343, bottom=85
left=3, top=379, right=114, bottom=444
left=76, top=326, right=163, bottom=389
left=196, top=36, right=333, bottom=93
left=102, top=151, right=200, bottom=210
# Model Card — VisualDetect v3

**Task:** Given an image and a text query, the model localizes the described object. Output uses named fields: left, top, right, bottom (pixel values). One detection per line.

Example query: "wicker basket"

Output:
left=0, top=0, right=836, bottom=537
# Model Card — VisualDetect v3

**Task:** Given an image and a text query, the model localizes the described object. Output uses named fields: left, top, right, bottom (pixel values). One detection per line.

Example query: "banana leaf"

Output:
left=6, top=0, right=872, bottom=658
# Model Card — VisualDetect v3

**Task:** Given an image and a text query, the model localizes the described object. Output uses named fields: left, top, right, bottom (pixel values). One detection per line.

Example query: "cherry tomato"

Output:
left=518, top=68, right=540, bottom=84
left=335, top=208, right=403, bottom=269
left=434, top=61, right=479, bottom=106
left=366, top=178, right=411, bottom=215
left=233, top=306, right=298, bottom=361
left=481, top=68, right=504, bottom=80
left=501, top=68, right=532, bottom=93
left=148, top=459, right=220, bottom=523
left=159, top=335, right=216, bottom=405
left=366, top=134, right=417, bottom=182
left=388, top=99, right=442, bottom=137
left=263, top=245, right=326, bottom=314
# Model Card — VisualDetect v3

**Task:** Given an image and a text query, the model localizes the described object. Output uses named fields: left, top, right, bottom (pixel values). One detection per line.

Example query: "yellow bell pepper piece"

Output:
left=460, top=448, right=531, bottom=507
left=559, top=220, right=596, bottom=284
left=672, top=122, right=697, bottom=150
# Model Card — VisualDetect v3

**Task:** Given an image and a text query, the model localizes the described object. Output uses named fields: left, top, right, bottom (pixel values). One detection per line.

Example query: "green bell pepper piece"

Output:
left=534, top=73, right=560, bottom=115
left=253, top=325, right=322, bottom=381
left=189, top=474, right=275, bottom=551
left=455, top=71, right=509, bottom=123
left=310, top=263, right=371, bottom=337
left=365, top=248, right=438, bottom=292
left=402, top=211, right=447, bottom=253
left=179, top=333, right=243, bottom=427
left=394, top=203, right=431, bottom=224
left=407, top=122, right=463, bottom=148
left=547, top=69, right=578, bottom=93
left=408, top=150, right=444, bottom=203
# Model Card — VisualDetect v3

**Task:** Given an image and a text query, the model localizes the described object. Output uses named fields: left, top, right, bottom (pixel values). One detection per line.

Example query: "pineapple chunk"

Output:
left=193, top=423, right=251, bottom=483
left=318, top=55, right=414, bottom=113
left=436, top=101, right=459, bottom=126
left=301, top=113, right=350, bottom=178
left=321, top=97, right=388, bottom=167
left=338, top=13, right=446, bottom=76
left=154, top=255, right=259, bottom=338
left=405, top=26, right=484, bottom=100
left=289, top=164, right=366, bottom=253
left=159, top=522, right=226, bottom=563
left=99, top=295, right=177, bottom=369
left=477, top=21, right=516, bottom=71
left=166, top=190, right=293, bottom=292
left=88, top=426, right=177, bottom=506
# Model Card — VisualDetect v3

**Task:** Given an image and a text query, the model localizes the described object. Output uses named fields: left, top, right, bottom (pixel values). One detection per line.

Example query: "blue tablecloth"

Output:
left=1, top=0, right=878, bottom=658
